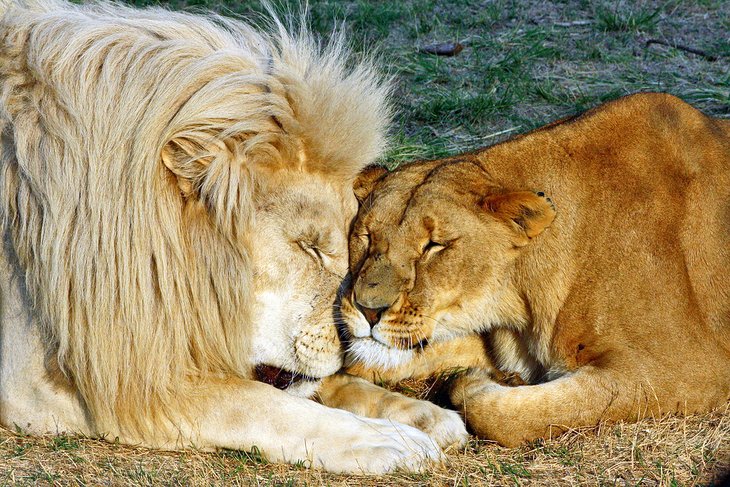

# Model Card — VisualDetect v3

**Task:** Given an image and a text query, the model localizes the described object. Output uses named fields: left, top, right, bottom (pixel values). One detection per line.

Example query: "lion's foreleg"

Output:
left=160, top=377, right=443, bottom=474
left=317, top=373, right=467, bottom=449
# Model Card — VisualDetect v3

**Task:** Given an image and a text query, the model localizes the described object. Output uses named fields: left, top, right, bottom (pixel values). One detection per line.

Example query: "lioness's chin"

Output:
left=346, top=338, right=416, bottom=370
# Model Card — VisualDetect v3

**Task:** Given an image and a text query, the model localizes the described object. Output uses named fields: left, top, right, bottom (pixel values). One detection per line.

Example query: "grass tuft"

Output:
left=595, top=5, right=662, bottom=32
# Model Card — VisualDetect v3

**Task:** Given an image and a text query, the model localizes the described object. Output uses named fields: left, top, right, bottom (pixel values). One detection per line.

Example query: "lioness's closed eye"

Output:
left=341, top=92, right=730, bottom=447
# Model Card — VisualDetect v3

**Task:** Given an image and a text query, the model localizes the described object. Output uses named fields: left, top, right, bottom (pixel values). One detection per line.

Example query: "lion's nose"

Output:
left=356, top=303, right=388, bottom=327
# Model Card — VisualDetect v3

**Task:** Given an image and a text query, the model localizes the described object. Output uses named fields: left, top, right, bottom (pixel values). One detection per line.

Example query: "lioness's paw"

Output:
left=448, top=368, right=502, bottom=408
left=314, top=416, right=442, bottom=474
left=380, top=397, right=468, bottom=450
left=534, top=191, right=555, bottom=209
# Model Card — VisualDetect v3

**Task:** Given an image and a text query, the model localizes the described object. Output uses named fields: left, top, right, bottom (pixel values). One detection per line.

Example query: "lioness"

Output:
left=340, top=93, right=730, bottom=446
left=0, top=0, right=465, bottom=473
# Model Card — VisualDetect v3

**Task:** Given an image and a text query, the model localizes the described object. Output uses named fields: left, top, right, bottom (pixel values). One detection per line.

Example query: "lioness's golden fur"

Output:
left=342, top=93, right=730, bottom=446
left=0, top=0, right=465, bottom=473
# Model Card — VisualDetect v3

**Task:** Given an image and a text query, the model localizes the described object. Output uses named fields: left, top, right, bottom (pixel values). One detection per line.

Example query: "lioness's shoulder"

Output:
left=590, top=92, right=718, bottom=130
left=610, top=92, right=698, bottom=118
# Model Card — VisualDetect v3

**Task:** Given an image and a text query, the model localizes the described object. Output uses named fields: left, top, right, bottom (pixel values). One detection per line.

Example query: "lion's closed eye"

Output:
left=298, top=241, right=327, bottom=265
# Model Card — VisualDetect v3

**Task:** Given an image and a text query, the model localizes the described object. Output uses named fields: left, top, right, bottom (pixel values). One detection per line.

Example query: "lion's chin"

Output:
left=253, top=364, right=323, bottom=398
left=345, top=337, right=416, bottom=370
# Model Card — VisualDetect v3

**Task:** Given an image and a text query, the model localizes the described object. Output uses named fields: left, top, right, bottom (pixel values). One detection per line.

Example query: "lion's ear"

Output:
left=161, top=138, right=216, bottom=199
left=160, top=129, right=261, bottom=242
left=481, top=191, right=556, bottom=246
left=354, top=165, right=388, bottom=203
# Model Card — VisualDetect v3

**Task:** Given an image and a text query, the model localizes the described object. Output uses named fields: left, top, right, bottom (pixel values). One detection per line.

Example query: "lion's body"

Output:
left=343, top=93, right=730, bottom=446
left=0, top=0, right=465, bottom=472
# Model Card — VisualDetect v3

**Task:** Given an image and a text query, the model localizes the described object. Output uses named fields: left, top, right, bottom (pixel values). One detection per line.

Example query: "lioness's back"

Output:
left=585, top=94, right=730, bottom=347
left=479, top=92, right=730, bottom=354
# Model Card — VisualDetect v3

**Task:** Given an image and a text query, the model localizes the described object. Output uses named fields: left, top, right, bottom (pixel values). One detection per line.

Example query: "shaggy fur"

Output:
left=341, top=93, right=730, bottom=446
left=0, top=0, right=455, bottom=464
left=0, top=1, right=468, bottom=473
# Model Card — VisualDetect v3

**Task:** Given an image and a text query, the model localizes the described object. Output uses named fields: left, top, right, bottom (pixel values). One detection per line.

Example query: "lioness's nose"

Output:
left=356, top=303, right=388, bottom=327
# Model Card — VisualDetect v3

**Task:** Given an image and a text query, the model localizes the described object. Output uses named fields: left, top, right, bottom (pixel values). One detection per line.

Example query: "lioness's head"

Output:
left=341, top=160, right=556, bottom=368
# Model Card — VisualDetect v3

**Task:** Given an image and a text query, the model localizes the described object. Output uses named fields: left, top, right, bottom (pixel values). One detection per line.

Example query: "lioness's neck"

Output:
left=461, top=136, right=587, bottom=372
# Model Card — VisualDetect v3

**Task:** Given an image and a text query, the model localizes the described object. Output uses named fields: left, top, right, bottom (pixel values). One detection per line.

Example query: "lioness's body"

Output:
left=343, top=93, right=730, bottom=446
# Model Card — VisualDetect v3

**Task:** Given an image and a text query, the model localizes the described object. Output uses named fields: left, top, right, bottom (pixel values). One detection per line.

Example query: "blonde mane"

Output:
left=0, top=0, right=390, bottom=436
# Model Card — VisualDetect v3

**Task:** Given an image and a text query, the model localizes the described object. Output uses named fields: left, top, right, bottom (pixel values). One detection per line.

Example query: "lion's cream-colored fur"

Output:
left=0, top=0, right=391, bottom=440
left=0, top=2, right=467, bottom=471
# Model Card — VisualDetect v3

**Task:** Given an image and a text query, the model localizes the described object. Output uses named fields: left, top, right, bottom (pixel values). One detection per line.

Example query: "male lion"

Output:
left=0, top=0, right=466, bottom=473
left=340, top=93, right=730, bottom=446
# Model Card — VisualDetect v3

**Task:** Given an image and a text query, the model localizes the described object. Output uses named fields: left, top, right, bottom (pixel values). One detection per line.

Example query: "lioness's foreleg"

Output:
left=345, top=334, right=495, bottom=382
left=449, top=365, right=647, bottom=447
left=317, top=373, right=468, bottom=449
left=327, top=335, right=491, bottom=449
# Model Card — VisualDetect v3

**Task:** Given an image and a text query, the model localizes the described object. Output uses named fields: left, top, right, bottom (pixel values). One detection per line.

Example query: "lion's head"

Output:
left=340, top=161, right=556, bottom=369
left=152, top=15, right=393, bottom=399
left=247, top=171, right=360, bottom=397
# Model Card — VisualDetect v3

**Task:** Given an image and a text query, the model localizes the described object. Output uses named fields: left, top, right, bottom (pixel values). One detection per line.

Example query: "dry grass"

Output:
left=2, top=405, right=728, bottom=485
left=3, top=0, right=729, bottom=485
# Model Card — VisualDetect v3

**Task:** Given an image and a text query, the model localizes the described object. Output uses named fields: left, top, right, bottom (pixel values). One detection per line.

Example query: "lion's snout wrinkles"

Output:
left=292, top=318, right=343, bottom=378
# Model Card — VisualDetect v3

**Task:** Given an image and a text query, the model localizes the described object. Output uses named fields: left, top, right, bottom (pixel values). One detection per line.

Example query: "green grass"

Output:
left=595, top=4, right=662, bottom=32
left=124, top=0, right=729, bottom=162
left=50, top=435, right=81, bottom=451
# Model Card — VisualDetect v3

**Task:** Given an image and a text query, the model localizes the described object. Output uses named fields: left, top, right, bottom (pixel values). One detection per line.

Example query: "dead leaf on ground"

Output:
left=420, top=41, right=464, bottom=56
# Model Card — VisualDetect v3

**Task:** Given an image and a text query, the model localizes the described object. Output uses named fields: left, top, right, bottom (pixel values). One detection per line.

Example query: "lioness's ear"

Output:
left=354, top=165, right=388, bottom=203
left=481, top=191, right=556, bottom=246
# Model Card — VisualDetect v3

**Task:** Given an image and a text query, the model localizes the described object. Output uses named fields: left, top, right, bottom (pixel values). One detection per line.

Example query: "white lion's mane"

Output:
left=0, top=0, right=390, bottom=436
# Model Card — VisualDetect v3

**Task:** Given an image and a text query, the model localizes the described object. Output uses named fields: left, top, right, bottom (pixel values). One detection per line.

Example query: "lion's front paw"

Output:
left=317, top=416, right=443, bottom=474
left=383, top=397, right=468, bottom=450
left=415, top=405, right=469, bottom=450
